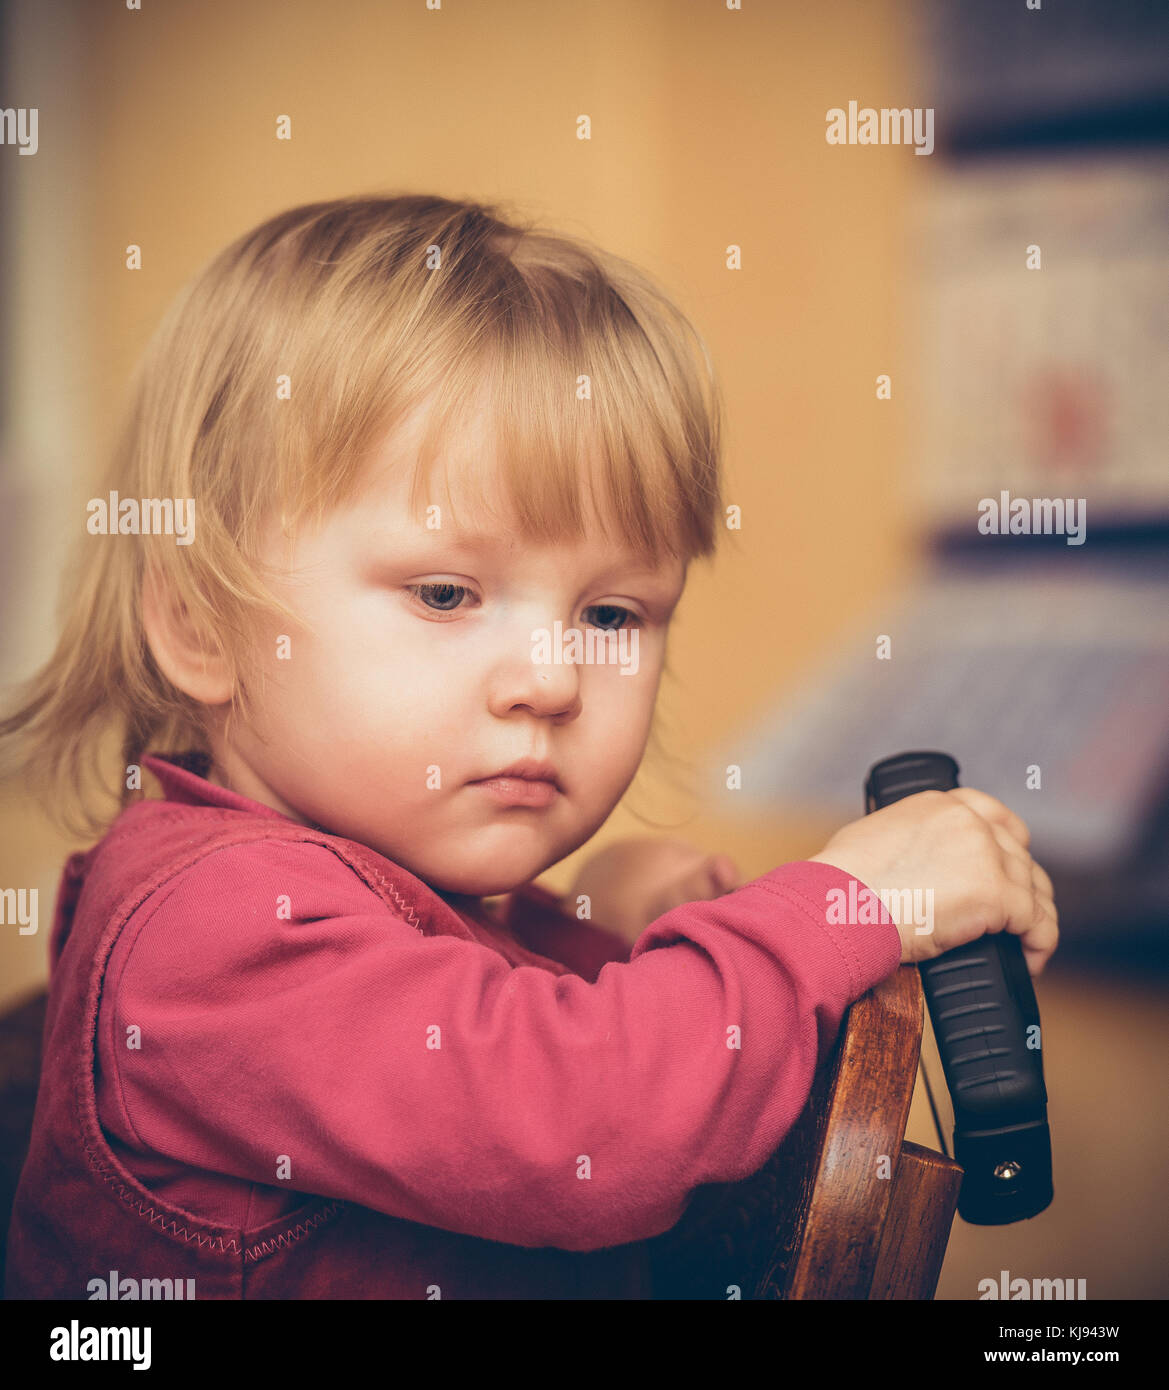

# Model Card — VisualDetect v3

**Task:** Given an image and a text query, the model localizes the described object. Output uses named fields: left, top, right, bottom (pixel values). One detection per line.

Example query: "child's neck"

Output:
left=439, top=890, right=515, bottom=929
left=439, top=889, right=484, bottom=913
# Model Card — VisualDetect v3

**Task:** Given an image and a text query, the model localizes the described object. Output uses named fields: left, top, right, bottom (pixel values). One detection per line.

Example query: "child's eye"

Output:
left=583, top=603, right=638, bottom=631
left=407, top=581, right=472, bottom=613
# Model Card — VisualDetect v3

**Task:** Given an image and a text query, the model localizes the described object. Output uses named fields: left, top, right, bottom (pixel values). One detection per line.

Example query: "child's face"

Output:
left=211, top=406, right=688, bottom=897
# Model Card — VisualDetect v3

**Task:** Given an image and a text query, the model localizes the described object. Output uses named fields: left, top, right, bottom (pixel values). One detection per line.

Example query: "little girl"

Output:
left=1, top=193, right=1057, bottom=1299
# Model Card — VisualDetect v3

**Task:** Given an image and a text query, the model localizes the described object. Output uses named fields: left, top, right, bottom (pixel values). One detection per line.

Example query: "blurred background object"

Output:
left=717, top=0, right=1169, bottom=977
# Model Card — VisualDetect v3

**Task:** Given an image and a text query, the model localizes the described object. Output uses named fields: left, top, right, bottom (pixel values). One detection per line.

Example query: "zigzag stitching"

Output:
left=81, top=1132, right=241, bottom=1252
left=80, top=1123, right=345, bottom=1257
left=242, top=1200, right=347, bottom=1262
left=363, top=866, right=423, bottom=933
left=321, top=843, right=425, bottom=935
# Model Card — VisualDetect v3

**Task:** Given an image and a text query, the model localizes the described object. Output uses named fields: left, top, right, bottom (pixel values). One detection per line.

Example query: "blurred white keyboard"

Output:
left=712, top=560, right=1169, bottom=870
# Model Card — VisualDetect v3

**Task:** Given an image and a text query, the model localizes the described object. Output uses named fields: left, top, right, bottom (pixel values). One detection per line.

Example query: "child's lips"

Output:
left=468, top=776, right=560, bottom=808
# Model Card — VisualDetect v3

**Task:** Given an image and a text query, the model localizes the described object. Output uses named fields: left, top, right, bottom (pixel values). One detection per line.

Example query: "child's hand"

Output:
left=809, top=787, right=1059, bottom=976
left=567, top=837, right=743, bottom=944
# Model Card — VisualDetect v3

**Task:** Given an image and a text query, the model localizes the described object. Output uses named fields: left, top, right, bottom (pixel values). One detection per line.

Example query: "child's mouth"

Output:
left=469, top=776, right=560, bottom=809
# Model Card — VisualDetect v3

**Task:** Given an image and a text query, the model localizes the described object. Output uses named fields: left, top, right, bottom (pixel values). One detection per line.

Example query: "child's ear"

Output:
left=141, top=567, right=234, bottom=706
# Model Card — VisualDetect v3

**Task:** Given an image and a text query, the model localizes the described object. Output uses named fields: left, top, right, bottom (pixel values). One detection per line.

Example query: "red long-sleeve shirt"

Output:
left=7, top=752, right=902, bottom=1299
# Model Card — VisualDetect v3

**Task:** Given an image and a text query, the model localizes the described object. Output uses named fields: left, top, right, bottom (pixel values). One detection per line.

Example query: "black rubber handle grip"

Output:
left=864, top=751, right=1053, bottom=1224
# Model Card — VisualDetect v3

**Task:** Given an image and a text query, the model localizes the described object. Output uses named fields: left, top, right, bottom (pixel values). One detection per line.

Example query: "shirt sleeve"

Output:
left=97, top=839, right=901, bottom=1252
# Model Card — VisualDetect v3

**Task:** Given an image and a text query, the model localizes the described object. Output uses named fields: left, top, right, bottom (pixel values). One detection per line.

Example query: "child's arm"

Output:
left=97, top=837, right=901, bottom=1253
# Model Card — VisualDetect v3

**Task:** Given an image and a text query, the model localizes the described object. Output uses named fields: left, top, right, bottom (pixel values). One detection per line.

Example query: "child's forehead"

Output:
left=353, top=476, right=680, bottom=580
left=351, top=398, right=677, bottom=571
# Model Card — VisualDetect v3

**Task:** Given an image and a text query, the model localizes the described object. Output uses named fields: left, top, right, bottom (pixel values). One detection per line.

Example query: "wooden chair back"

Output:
left=641, top=965, right=963, bottom=1298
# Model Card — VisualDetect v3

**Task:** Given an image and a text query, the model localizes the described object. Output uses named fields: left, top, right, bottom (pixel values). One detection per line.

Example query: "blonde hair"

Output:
left=0, top=192, right=724, bottom=839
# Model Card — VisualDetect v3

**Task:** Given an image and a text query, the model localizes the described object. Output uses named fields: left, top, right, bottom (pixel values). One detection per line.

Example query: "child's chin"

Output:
left=430, top=869, right=530, bottom=898
left=381, top=832, right=567, bottom=898
left=422, top=853, right=550, bottom=899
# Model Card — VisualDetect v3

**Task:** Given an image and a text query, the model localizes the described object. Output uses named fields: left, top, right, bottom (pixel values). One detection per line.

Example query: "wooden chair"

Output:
left=639, top=964, right=963, bottom=1298
left=0, top=968, right=960, bottom=1299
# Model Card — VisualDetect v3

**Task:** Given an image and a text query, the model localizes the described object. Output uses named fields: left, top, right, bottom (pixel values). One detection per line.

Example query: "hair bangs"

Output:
left=398, top=255, right=720, bottom=567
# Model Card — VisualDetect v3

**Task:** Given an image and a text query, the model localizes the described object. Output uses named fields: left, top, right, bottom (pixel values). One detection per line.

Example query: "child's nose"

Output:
left=486, top=651, right=582, bottom=721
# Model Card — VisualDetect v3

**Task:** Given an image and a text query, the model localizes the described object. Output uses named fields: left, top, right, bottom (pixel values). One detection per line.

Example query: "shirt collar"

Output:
left=142, top=752, right=293, bottom=822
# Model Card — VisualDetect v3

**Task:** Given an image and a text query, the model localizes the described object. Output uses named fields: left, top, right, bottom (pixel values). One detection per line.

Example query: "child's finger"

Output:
left=947, top=787, right=1032, bottom=850
left=708, top=854, right=741, bottom=894
left=1018, top=899, right=1059, bottom=976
